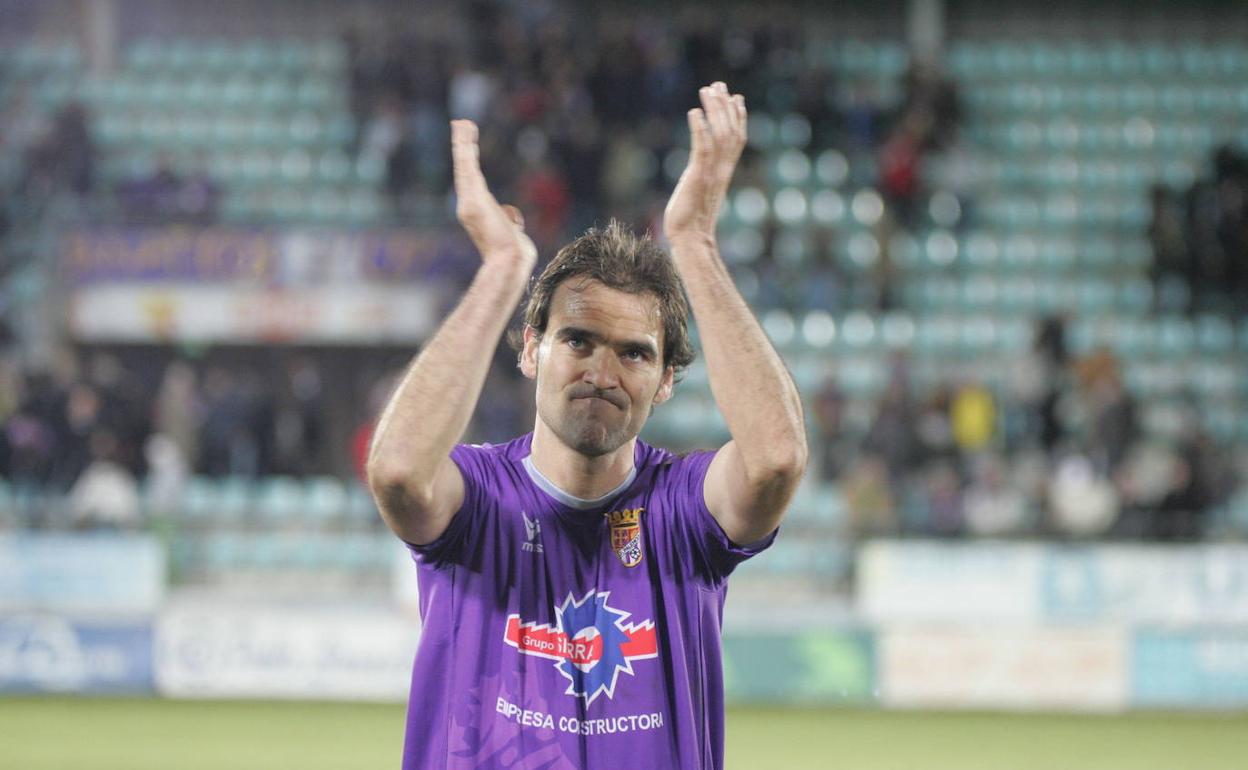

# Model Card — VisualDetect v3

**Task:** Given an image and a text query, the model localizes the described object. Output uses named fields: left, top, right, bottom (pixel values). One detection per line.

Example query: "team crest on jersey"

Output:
left=503, top=590, right=658, bottom=705
left=607, top=507, right=644, bottom=567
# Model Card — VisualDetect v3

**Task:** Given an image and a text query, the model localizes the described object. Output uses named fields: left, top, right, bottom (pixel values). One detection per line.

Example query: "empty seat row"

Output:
left=949, top=42, right=1248, bottom=81
left=969, top=83, right=1248, bottom=117
left=124, top=39, right=345, bottom=74
left=170, top=530, right=393, bottom=575
left=164, top=475, right=380, bottom=528
left=79, top=74, right=343, bottom=111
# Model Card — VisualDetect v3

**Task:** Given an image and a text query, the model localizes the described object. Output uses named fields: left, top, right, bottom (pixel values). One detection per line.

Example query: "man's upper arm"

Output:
left=703, top=439, right=798, bottom=546
left=374, top=455, right=467, bottom=547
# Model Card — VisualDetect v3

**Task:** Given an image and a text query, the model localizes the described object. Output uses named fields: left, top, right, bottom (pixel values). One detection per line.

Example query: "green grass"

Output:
left=1, top=697, right=1245, bottom=769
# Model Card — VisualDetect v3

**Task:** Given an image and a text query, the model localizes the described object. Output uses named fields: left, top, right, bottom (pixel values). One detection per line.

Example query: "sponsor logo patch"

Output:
left=504, top=590, right=658, bottom=704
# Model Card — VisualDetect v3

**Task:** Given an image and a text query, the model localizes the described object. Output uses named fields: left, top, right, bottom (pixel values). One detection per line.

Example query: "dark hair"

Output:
left=510, top=220, right=696, bottom=380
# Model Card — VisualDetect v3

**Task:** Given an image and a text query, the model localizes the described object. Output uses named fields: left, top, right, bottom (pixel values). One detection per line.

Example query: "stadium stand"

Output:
left=1, top=2, right=1246, bottom=600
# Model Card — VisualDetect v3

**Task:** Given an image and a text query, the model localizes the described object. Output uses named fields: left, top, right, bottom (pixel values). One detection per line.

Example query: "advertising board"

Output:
left=879, top=627, right=1128, bottom=711
left=1132, top=629, right=1248, bottom=708
left=723, top=630, right=875, bottom=704
left=0, top=533, right=165, bottom=614
left=155, top=603, right=421, bottom=701
left=857, top=541, right=1045, bottom=622
left=0, top=614, right=153, bottom=693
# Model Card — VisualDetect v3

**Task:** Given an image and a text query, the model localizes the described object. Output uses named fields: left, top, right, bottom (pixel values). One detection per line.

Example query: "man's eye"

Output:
left=624, top=350, right=645, bottom=361
left=567, top=338, right=585, bottom=349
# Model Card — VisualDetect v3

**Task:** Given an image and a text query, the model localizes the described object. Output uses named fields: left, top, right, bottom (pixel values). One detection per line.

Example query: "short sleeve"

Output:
left=405, top=443, right=498, bottom=567
left=665, top=449, right=777, bottom=584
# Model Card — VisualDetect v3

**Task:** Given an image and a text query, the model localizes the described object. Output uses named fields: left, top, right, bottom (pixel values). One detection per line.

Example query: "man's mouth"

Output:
left=571, top=391, right=625, bottom=410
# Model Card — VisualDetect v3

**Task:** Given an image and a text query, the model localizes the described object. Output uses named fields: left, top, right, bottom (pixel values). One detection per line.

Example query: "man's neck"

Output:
left=528, top=420, right=636, bottom=501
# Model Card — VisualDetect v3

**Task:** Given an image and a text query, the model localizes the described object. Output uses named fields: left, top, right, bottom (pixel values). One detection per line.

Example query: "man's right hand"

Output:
left=451, top=119, right=538, bottom=268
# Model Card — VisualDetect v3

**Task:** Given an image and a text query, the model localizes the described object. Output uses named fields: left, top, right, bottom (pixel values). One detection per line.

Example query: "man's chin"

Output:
left=561, top=419, right=630, bottom=458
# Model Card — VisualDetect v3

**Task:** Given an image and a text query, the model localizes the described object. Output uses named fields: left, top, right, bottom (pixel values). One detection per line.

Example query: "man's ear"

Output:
left=520, top=326, right=540, bottom=380
left=652, top=365, right=675, bottom=406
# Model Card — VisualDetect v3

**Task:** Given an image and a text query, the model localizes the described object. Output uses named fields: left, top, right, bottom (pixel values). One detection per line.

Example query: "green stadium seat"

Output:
left=254, top=476, right=304, bottom=523
left=746, top=113, right=777, bottom=150
left=345, top=483, right=380, bottom=529
left=305, top=476, right=348, bottom=525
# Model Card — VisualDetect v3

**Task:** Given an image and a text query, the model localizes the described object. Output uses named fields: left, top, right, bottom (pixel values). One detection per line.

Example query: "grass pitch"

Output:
left=1, top=697, right=1244, bottom=769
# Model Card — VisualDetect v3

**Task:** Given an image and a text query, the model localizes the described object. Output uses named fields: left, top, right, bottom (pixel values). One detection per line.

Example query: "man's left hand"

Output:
left=663, top=81, right=748, bottom=247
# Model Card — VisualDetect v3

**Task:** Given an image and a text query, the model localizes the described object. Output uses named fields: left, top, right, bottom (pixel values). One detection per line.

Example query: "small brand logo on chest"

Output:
left=521, top=510, right=543, bottom=553
left=606, top=507, right=644, bottom=567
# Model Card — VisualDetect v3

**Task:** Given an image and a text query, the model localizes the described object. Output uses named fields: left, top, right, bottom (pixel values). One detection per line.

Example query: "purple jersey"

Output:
left=401, top=433, right=774, bottom=769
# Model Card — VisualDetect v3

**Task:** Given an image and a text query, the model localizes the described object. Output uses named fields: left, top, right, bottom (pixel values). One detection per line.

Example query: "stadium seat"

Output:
left=254, top=476, right=305, bottom=524
left=304, top=476, right=348, bottom=526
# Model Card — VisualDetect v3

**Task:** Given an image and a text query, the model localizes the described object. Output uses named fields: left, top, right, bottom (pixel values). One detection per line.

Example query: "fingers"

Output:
left=696, top=82, right=747, bottom=152
left=687, top=107, right=710, bottom=162
left=699, top=83, right=732, bottom=142
left=732, top=93, right=747, bottom=135
left=450, top=119, right=487, bottom=196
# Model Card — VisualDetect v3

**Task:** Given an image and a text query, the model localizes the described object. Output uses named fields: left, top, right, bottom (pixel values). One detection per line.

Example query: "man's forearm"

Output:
left=367, top=263, right=529, bottom=501
left=670, top=236, right=807, bottom=475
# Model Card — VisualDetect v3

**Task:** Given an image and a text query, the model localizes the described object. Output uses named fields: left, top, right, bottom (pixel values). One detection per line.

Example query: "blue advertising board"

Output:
left=0, top=615, right=153, bottom=694
left=1133, top=629, right=1248, bottom=708
left=1041, top=545, right=1248, bottom=625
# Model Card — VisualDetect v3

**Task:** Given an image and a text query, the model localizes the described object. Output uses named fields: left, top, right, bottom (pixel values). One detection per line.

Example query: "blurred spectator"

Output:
left=48, top=382, right=102, bottom=490
left=862, top=355, right=916, bottom=483
left=878, top=110, right=929, bottom=229
left=117, top=156, right=182, bottom=224
left=154, top=361, right=200, bottom=470
left=117, top=155, right=220, bottom=225
left=1148, top=184, right=1189, bottom=305
left=143, top=433, right=188, bottom=519
left=915, top=459, right=963, bottom=536
left=950, top=379, right=995, bottom=455
left=199, top=367, right=257, bottom=477
left=1156, top=144, right=1248, bottom=312
left=1084, top=364, right=1138, bottom=479
left=1048, top=452, right=1119, bottom=538
left=273, top=357, right=324, bottom=476
left=843, top=454, right=897, bottom=538
left=67, top=431, right=141, bottom=529
left=914, top=385, right=956, bottom=465
left=19, top=101, right=95, bottom=200
left=515, top=156, right=571, bottom=254
left=811, top=368, right=849, bottom=482
left=963, top=454, right=1028, bottom=537
left=901, top=58, right=962, bottom=152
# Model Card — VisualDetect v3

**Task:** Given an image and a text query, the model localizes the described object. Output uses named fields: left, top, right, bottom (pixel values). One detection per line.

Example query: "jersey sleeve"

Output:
left=665, top=449, right=777, bottom=585
left=405, top=443, right=498, bottom=567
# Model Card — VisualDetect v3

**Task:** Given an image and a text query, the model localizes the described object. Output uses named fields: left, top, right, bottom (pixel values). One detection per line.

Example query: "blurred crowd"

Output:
left=3, top=318, right=1244, bottom=543
left=0, top=345, right=531, bottom=530
left=0, top=350, right=330, bottom=529
left=813, top=316, right=1245, bottom=542
left=343, top=3, right=963, bottom=253
left=0, top=1, right=1244, bottom=547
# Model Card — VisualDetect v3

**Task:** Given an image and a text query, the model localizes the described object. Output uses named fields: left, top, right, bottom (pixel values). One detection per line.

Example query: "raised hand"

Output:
left=663, top=82, right=748, bottom=246
left=450, top=119, right=538, bottom=268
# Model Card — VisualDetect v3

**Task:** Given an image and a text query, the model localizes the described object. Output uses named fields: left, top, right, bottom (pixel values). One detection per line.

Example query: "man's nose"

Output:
left=583, top=349, right=621, bottom=388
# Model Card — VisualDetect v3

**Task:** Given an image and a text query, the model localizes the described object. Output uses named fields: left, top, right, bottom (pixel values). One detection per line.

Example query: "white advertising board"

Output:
left=155, top=602, right=421, bottom=701
left=69, top=284, right=441, bottom=344
left=879, top=627, right=1128, bottom=711
left=856, top=541, right=1045, bottom=623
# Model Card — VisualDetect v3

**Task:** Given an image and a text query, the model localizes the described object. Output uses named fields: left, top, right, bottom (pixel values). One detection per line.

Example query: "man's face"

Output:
left=521, top=279, right=674, bottom=458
